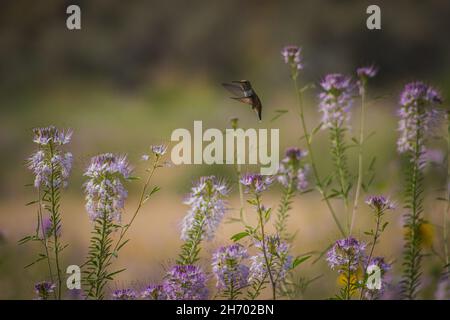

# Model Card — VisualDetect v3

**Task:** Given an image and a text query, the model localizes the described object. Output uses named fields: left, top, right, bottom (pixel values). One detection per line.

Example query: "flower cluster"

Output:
left=27, top=126, right=73, bottom=189
left=327, top=237, right=366, bottom=273
left=212, top=244, right=249, bottom=291
left=365, top=195, right=395, bottom=213
left=141, top=284, right=166, bottom=300
left=277, top=147, right=309, bottom=191
left=181, top=176, right=229, bottom=241
left=240, top=173, right=273, bottom=194
left=318, top=73, right=354, bottom=129
left=111, top=288, right=137, bottom=300
left=32, top=126, right=73, bottom=146
left=281, top=45, right=303, bottom=72
left=34, top=281, right=56, bottom=300
left=142, top=144, right=168, bottom=161
left=397, top=81, right=442, bottom=157
left=163, top=265, right=208, bottom=300
left=249, top=236, right=293, bottom=284
left=83, top=153, right=132, bottom=222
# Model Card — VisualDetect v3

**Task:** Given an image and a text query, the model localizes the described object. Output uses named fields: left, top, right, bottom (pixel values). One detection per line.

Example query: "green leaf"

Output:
left=270, top=109, right=289, bottom=122
left=127, top=176, right=141, bottom=181
left=25, top=200, right=39, bottom=206
left=231, top=232, right=249, bottom=242
left=292, top=255, right=311, bottom=269
left=149, top=186, right=160, bottom=196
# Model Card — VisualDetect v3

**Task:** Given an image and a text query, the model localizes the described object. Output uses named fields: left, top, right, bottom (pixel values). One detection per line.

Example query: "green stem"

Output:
left=359, top=209, right=381, bottom=300
left=444, top=116, right=450, bottom=273
left=37, top=188, right=56, bottom=299
left=331, top=125, right=350, bottom=234
left=255, top=193, right=277, bottom=300
left=248, top=273, right=268, bottom=300
left=350, top=86, right=366, bottom=234
left=402, top=117, right=423, bottom=300
left=275, top=180, right=295, bottom=239
left=293, top=77, right=346, bottom=237
left=182, top=218, right=206, bottom=265
left=106, top=156, right=160, bottom=268
left=48, top=143, right=62, bottom=300
left=93, top=211, right=112, bottom=299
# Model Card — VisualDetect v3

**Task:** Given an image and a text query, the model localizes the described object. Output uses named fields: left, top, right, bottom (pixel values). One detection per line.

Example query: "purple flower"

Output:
left=240, top=173, right=273, bottom=194
left=435, top=274, right=450, bottom=300
left=83, top=153, right=132, bottom=222
left=249, top=236, right=293, bottom=284
left=281, top=45, right=303, bottom=71
left=111, top=288, right=137, bottom=300
left=399, top=81, right=442, bottom=107
left=41, top=217, right=61, bottom=239
left=151, top=144, right=168, bottom=156
left=181, top=176, right=229, bottom=241
left=367, top=257, right=391, bottom=273
left=357, top=65, right=378, bottom=94
left=27, top=126, right=73, bottom=189
left=365, top=195, right=395, bottom=212
left=212, top=244, right=249, bottom=292
left=141, top=285, right=166, bottom=300
left=318, top=74, right=355, bottom=129
left=163, top=265, right=208, bottom=300
left=357, top=65, right=378, bottom=79
left=277, top=147, right=309, bottom=191
left=424, top=149, right=444, bottom=164
left=32, top=126, right=73, bottom=146
left=327, top=237, right=366, bottom=273
left=397, top=82, right=443, bottom=158
left=34, top=281, right=56, bottom=300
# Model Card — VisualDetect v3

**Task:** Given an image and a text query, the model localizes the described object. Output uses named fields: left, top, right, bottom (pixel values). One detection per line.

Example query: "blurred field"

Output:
left=1, top=0, right=450, bottom=299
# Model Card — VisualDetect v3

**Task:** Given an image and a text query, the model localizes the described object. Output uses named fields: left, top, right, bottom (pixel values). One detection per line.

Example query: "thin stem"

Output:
left=444, top=116, right=450, bottom=273
left=236, top=162, right=248, bottom=225
left=346, top=260, right=352, bottom=300
left=94, top=211, right=112, bottom=299
left=37, top=187, right=56, bottom=299
left=359, top=209, right=382, bottom=299
left=38, top=190, right=54, bottom=279
left=48, top=143, right=62, bottom=300
left=255, top=193, right=276, bottom=300
left=105, top=155, right=161, bottom=268
left=293, top=77, right=346, bottom=237
left=183, top=218, right=206, bottom=265
left=331, top=125, right=350, bottom=234
left=350, top=85, right=366, bottom=234
left=231, top=120, right=248, bottom=226
left=402, top=116, right=423, bottom=300
left=248, top=273, right=268, bottom=300
left=275, top=180, right=295, bottom=240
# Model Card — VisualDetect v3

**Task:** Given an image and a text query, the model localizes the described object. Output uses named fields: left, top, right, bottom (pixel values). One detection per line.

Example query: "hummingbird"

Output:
left=222, top=80, right=262, bottom=121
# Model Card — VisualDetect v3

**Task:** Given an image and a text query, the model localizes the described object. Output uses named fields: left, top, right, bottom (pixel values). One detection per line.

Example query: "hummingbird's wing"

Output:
left=232, top=80, right=252, bottom=91
left=231, top=97, right=253, bottom=106
left=222, top=82, right=245, bottom=97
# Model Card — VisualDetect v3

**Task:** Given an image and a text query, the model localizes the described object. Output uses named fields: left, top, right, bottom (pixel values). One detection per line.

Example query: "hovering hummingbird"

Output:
left=222, top=80, right=262, bottom=121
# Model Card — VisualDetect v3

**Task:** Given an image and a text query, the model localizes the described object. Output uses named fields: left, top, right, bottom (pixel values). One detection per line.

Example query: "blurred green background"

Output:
left=1, top=0, right=450, bottom=299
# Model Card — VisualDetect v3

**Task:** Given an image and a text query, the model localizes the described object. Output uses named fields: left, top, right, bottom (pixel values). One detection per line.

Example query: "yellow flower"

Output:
left=337, top=269, right=363, bottom=297
left=403, top=222, right=434, bottom=248
left=419, top=223, right=434, bottom=248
